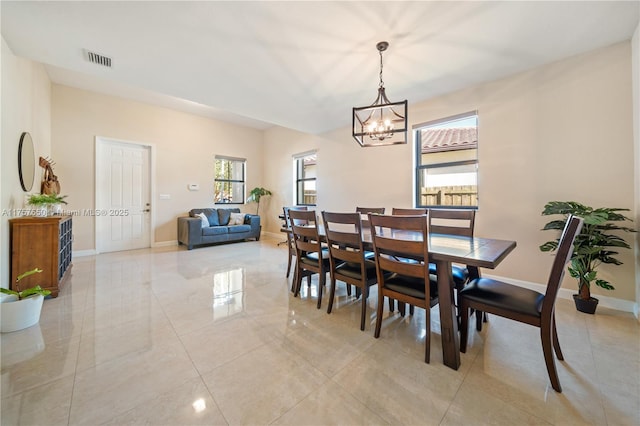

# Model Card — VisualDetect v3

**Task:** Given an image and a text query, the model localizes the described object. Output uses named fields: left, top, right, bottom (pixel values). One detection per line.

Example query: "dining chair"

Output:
left=387, top=207, right=428, bottom=315
left=355, top=207, right=385, bottom=229
left=391, top=207, right=428, bottom=215
left=289, top=209, right=330, bottom=309
left=282, top=206, right=308, bottom=279
left=369, top=214, right=439, bottom=363
left=427, top=208, right=481, bottom=327
left=322, top=211, right=379, bottom=331
left=459, top=215, right=583, bottom=392
left=355, top=207, right=385, bottom=257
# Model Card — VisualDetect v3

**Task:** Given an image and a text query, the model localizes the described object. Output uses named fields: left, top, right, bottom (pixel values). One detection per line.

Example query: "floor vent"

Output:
left=85, top=50, right=112, bottom=68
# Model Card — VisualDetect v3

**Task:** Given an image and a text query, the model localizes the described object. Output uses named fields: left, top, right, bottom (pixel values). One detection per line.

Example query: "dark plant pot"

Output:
left=573, top=294, right=599, bottom=314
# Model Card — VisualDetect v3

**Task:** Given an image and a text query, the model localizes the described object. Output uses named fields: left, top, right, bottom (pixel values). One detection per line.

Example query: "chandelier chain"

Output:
left=378, top=49, right=385, bottom=89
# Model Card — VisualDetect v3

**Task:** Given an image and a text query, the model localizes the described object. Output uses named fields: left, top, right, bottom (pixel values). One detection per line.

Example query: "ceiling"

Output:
left=2, top=1, right=639, bottom=134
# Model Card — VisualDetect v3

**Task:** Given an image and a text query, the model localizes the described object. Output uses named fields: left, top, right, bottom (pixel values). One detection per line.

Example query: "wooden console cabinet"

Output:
left=10, top=216, right=72, bottom=297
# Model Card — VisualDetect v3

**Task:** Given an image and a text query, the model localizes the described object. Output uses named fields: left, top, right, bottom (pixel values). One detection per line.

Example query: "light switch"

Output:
left=188, top=184, right=199, bottom=191
left=159, top=194, right=171, bottom=200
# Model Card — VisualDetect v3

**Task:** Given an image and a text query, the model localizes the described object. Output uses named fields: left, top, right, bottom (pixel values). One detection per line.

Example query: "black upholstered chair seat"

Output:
left=336, top=259, right=377, bottom=280
left=428, top=263, right=469, bottom=287
left=302, top=249, right=330, bottom=265
left=460, top=278, right=544, bottom=318
left=385, top=274, right=438, bottom=300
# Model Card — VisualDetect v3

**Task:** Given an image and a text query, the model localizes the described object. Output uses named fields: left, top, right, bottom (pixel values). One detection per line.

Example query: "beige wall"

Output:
left=1, top=38, right=52, bottom=288
left=264, top=41, right=637, bottom=303
left=633, top=22, right=640, bottom=314
left=51, top=85, right=265, bottom=251
left=2, top=36, right=636, bottom=306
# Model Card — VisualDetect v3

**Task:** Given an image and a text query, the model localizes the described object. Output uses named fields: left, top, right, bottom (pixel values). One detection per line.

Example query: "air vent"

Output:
left=85, top=50, right=112, bottom=68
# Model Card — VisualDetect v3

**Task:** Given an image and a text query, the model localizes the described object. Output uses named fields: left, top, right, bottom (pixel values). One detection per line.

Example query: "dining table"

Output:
left=314, top=224, right=517, bottom=370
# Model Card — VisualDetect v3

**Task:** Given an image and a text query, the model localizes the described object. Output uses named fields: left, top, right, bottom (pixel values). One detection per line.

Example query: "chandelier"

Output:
left=352, top=41, right=408, bottom=147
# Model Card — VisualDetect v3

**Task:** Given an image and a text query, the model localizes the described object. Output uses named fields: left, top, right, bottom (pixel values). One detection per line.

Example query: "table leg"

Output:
left=436, top=259, right=460, bottom=370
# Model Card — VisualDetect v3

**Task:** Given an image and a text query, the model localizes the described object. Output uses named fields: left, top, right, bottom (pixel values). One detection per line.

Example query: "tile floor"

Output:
left=1, top=236, right=639, bottom=425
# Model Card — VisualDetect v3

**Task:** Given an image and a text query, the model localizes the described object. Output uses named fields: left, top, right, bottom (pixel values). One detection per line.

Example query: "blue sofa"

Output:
left=177, top=208, right=261, bottom=250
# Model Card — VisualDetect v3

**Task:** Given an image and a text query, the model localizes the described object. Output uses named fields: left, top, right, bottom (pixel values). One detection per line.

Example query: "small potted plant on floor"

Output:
left=540, top=201, right=635, bottom=314
left=0, top=268, right=50, bottom=332
left=246, top=187, right=272, bottom=215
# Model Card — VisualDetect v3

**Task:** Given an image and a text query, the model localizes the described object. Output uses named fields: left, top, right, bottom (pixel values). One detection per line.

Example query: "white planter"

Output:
left=48, top=203, right=63, bottom=215
left=27, top=205, right=47, bottom=217
left=0, top=294, right=44, bottom=333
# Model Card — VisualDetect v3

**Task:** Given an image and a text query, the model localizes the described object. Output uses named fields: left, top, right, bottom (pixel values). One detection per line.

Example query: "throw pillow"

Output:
left=196, top=212, right=209, bottom=228
left=229, top=212, right=244, bottom=225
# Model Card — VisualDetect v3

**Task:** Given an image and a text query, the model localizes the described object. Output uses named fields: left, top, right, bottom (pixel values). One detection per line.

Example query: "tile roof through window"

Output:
left=421, top=127, right=477, bottom=153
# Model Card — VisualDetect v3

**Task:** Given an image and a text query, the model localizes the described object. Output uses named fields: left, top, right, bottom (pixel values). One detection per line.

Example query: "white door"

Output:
left=96, top=138, right=151, bottom=253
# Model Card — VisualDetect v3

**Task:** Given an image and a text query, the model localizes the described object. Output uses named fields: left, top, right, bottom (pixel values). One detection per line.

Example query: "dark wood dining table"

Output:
left=314, top=224, right=517, bottom=370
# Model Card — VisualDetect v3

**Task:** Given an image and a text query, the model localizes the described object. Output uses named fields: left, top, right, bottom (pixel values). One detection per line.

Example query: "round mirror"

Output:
left=18, top=132, right=35, bottom=192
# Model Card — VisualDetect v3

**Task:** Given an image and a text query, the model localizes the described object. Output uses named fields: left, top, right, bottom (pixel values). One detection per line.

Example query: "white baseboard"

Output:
left=482, top=273, right=638, bottom=315
left=153, top=240, right=178, bottom=247
left=73, top=249, right=97, bottom=257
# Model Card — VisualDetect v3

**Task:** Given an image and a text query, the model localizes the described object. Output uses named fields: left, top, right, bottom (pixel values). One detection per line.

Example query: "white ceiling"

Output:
left=2, top=1, right=639, bottom=134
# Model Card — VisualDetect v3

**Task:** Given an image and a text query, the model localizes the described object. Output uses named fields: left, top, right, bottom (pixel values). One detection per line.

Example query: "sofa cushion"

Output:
left=206, top=209, right=220, bottom=226
left=228, top=224, right=252, bottom=234
left=217, top=209, right=231, bottom=225
left=229, top=212, right=244, bottom=225
left=202, top=226, right=228, bottom=236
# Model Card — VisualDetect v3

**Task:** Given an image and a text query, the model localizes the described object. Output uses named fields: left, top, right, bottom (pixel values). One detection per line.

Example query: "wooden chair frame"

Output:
left=283, top=206, right=307, bottom=279
left=459, top=215, right=583, bottom=392
left=322, top=211, right=377, bottom=331
left=428, top=208, right=482, bottom=327
left=369, top=214, right=439, bottom=363
left=289, top=209, right=329, bottom=309
left=356, top=207, right=386, bottom=229
left=391, top=208, right=428, bottom=216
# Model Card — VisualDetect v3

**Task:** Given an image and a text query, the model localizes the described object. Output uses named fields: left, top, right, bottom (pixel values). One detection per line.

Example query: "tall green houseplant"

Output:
left=540, top=201, right=635, bottom=306
left=246, top=187, right=272, bottom=215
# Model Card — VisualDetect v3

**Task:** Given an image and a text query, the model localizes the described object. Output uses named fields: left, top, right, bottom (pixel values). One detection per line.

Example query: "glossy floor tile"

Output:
left=1, top=236, right=638, bottom=425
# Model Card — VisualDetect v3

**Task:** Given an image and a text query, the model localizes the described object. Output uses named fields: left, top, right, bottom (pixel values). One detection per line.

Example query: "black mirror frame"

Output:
left=18, top=132, right=35, bottom=192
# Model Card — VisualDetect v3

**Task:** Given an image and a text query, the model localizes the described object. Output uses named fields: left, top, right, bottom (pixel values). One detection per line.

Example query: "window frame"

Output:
left=214, top=155, right=246, bottom=205
left=294, top=151, right=317, bottom=206
left=414, top=111, right=478, bottom=210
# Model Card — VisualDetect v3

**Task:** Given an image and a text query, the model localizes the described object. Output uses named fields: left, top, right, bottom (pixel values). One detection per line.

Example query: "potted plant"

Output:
left=540, top=201, right=635, bottom=314
left=0, top=268, right=50, bottom=332
left=246, top=187, right=272, bottom=215
left=27, top=193, right=68, bottom=215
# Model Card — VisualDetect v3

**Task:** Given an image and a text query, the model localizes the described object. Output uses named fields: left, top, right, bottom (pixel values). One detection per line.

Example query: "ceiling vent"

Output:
left=85, top=50, right=112, bottom=68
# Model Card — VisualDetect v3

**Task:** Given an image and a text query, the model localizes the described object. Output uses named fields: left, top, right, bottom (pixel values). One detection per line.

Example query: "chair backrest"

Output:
left=428, top=209, right=475, bottom=237
left=542, top=215, right=584, bottom=315
left=289, top=209, right=322, bottom=260
left=322, top=211, right=366, bottom=267
left=369, top=214, right=430, bottom=280
left=356, top=207, right=385, bottom=214
left=356, top=207, right=385, bottom=228
left=283, top=206, right=308, bottom=228
left=391, top=208, right=428, bottom=216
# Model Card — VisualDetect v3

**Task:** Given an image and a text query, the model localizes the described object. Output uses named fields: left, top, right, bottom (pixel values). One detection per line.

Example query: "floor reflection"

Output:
left=212, top=268, right=244, bottom=320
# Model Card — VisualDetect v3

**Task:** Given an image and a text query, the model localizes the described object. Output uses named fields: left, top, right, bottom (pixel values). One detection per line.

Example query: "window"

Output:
left=294, top=152, right=317, bottom=206
left=214, top=156, right=245, bottom=204
left=415, top=112, right=478, bottom=208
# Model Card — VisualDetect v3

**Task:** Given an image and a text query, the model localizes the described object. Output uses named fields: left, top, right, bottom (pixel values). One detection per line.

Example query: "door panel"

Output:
left=97, top=139, right=151, bottom=253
